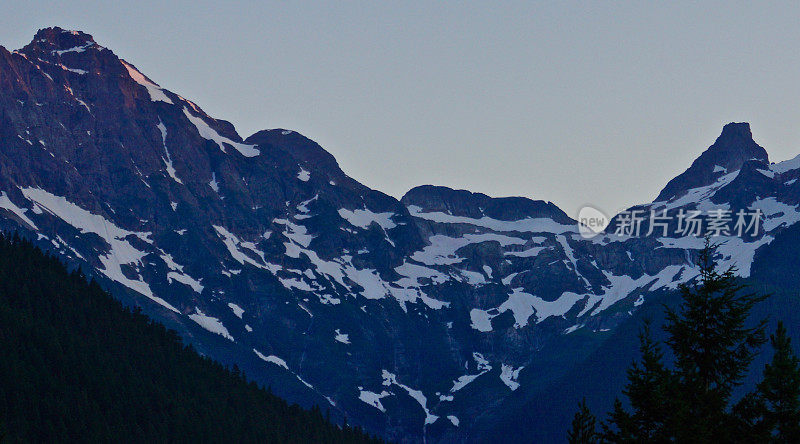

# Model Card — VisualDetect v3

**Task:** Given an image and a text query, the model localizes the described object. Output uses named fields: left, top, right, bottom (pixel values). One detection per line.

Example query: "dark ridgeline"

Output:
left=0, top=232, right=382, bottom=443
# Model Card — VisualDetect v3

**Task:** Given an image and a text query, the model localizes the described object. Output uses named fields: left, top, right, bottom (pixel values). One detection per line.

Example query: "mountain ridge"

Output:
left=1, top=27, right=799, bottom=443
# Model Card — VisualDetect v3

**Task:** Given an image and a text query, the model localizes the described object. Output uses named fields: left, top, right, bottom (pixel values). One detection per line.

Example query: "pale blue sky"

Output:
left=3, top=1, right=800, bottom=217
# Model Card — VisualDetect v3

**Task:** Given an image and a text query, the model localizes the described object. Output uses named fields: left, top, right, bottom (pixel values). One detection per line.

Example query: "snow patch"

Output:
left=751, top=197, right=800, bottom=231
left=20, top=187, right=178, bottom=314
left=121, top=60, right=173, bottom=104
left=772, top=154, right=800, bottom=174
left=213, top=225, right=274, bottom=271
left=167, top=271, right=204, bottom=293
left=338, top=208, right=397, bottom=230
left=228, top=303, right=245, bottom=318
left=0, top=192, right=38, bottom=229
left=451, top=353, right=492, bottom=392
left=358, top=389, right=390, bottom=413
left=182, top=107, right=259, bottom=157
left=52, top=43, right=92, bottom=56
left=189, top=308, right=233, bottom=341
left=382, top=370, right=438, bottom=425
left=411, top=233, right=527, bottom=266
left=157, top=120, right=182, bottom=184
left=297, top=167, right=310, bottom=182
left=408, top=205, right=574, bottom=233
left=500, top=364, right=523, bottom=390
left=253, top=349, right=288, bottom=369
left=470, top=288, right=583, bottom=332
left=334, top=329, right=351, bottom=344
left=209, top=173, right=219, bottom=193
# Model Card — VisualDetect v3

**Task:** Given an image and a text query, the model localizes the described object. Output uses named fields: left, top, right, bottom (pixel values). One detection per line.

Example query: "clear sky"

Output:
left=3, top=1, right=800, bottom=217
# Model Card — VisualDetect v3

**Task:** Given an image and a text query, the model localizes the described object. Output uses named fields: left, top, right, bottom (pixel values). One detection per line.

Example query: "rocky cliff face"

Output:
left=1, top=28, right=799, bottom=442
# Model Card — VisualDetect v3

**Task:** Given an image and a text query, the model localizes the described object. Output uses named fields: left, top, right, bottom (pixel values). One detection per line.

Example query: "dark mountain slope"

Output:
left=480, top=280, right=800, bottom=443
left=0, top=232, right=381, bottom=443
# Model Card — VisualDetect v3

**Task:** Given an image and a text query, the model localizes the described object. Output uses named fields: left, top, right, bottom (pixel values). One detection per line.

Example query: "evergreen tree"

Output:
left=567, top=398, right=598, bottom=444
left=601, top=322, right=677, bottom=442
left=594, top=240, right=768, bottom=442
left=737, top=322, right=800, bottom=442
left=663, top=240, right=767, bottom=441
left=760, top=322, right=800, bottom=441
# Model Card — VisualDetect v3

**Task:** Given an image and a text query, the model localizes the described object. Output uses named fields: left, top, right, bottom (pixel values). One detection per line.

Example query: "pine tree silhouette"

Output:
left=601, top=322, right=677, bottom=442
left=736, top=322, right=800, bottom=442
left=567, top=398, right=598, bottom=443
left=759, top=322, right=800, bottom=441
left=575, top=240, right=770, bottom=443
left=662, top=240, right=767, bottom=441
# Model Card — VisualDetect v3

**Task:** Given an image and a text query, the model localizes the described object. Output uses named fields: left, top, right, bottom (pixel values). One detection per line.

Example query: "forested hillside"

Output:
left=0, top=233, right=381, bottom=443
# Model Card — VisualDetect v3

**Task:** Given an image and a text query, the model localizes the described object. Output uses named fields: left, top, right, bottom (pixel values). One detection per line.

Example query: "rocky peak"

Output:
left=709, top=122, right=768, bottom=165
left=402, top=185, right=489, bottom=218
left=245, top=129, right=345, bottom=178
left=655, top=122, right=769, bottom=202
left=23, top=27, right=100, bottom=55
left=402, top=185, right=573, bottom=223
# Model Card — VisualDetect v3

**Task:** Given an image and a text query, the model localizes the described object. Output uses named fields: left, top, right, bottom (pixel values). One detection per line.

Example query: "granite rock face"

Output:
left=1, top=28, right=799, bottom=442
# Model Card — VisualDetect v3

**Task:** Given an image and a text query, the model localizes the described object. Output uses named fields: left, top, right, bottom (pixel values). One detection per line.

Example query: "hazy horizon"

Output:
left=4, top=1, right=800, bottom=217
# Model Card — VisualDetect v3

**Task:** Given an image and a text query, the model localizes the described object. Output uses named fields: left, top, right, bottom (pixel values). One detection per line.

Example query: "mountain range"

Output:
left=0, top=28, right=798, bottom=443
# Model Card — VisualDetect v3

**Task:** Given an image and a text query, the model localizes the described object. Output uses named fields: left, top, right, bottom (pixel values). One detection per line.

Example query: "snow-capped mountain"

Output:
left=1, top=28, right=799, bottom=442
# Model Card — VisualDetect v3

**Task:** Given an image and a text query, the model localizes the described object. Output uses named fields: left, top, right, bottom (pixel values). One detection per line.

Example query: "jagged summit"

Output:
left=23, top=27, right=100, bottom=54
left=711, top=122, right=768, bottom=163
left=655, top=122, right=769, bottom=202
left=719, top=121, right=754, bottom=140
left=33, top=26, right=95, bottom=41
